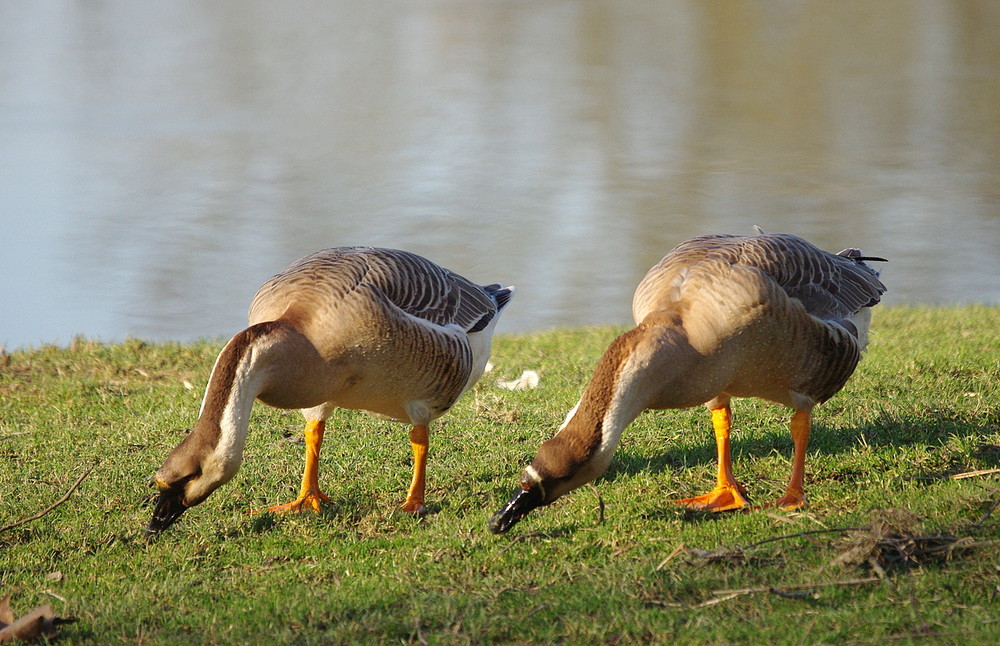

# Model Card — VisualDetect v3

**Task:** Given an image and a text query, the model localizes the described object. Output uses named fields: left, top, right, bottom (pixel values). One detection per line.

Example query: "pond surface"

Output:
left=2, top=1, right=998, bottom=349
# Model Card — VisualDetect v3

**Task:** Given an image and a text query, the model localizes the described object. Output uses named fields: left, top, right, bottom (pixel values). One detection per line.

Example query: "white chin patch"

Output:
left=523, top=465, right=546, bottom=498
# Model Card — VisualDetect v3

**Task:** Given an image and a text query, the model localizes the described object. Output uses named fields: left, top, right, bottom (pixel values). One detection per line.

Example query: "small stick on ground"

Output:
left=0, top=461, right=98, bottom=533
left=712, top=576, right=881, bottom=598
left=588, top=483, right=605, bottom=525
left=740, top=526, right=867, bottom=551
left=972, top=497, right=1000, bottom=528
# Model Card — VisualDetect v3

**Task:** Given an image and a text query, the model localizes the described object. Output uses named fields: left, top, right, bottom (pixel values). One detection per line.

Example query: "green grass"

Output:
left=1, top=305, right=998, bottom=645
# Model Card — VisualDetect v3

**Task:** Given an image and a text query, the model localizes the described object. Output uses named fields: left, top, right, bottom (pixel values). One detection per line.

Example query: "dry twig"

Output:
left=0, top=461, right=97, bottom=534
left=972, top=496, right=1000, bottom=528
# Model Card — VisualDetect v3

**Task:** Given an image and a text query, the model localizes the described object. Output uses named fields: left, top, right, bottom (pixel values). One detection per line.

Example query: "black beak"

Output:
left=489, top=486, right=544, bottom=535
left=146, top=491, right=188, bottom=535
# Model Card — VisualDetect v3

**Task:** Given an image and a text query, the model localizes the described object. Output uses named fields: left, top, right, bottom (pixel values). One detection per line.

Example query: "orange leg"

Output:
left=400, top=425, right=429, bottom=514
left=773, top=410, right=810, bottom=510
left=674, top=405, right=750, bottom=511
left=266, top=419, right=332, bottom=514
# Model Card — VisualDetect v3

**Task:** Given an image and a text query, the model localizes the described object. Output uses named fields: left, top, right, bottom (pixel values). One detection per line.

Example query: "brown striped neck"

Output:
left=153, top=321, right=288, bottom=509
left=524, top=323, right=674, bottom=504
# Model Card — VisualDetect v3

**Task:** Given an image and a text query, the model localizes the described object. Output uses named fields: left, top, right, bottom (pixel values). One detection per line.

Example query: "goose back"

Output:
left=246, top=247, right=509, bottom=424
left=632, top=233, right=886, bottom=409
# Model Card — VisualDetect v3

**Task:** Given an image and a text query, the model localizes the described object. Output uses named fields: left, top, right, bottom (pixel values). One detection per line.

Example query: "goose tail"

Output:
left=836, top=247, right=888, bottom=269
left=835, top=247, right=887, bottom=351
left=485, top=284, right=515, bottom=312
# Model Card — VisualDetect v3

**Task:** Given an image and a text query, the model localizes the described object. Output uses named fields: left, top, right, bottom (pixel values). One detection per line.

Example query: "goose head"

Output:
left=489, top=431, right=603, bottom=534
left=489, top=325, right=676, bottom=535
left=147, top=431, right=240, bottom=534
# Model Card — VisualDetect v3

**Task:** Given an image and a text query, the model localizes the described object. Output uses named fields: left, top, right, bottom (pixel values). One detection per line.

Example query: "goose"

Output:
left=489, top=231, right=885, bottom=534
left=147, top=247, right=513, bottom=533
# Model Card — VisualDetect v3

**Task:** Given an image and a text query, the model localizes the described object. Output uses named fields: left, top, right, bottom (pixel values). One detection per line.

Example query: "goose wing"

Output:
left=633, top=234, right=886, bottom=324
left=355, top=248, right=506, bottom=333
left=732, top=233, right=886, bottom=320
left=250, top=247, right=507, bottom=334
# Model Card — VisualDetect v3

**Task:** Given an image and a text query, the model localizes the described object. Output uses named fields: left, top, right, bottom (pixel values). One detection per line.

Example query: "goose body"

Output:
left=490, top=232, right=885, bottom=534
left=149, top=247, right=512, bottom=532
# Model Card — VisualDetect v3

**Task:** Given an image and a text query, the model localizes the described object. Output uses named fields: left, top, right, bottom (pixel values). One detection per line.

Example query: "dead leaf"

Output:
left=0, top=595, right=75, bottom=643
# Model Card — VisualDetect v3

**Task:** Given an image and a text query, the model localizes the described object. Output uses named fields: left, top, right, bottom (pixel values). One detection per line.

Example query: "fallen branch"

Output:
left=0, top=461, right=97, bottom=534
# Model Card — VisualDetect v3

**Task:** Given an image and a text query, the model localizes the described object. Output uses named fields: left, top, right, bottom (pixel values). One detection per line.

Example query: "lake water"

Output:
left=2, top=0, right=998, bottom=350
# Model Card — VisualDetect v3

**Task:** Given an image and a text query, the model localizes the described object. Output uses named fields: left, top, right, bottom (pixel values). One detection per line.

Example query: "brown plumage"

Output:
left=148, top=247, right=512, bottom=533
left=490, top=231, right=886, bottom=534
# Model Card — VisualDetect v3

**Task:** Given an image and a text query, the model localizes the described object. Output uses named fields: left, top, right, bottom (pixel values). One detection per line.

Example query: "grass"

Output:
left=1, top=305, right=999, bottom=644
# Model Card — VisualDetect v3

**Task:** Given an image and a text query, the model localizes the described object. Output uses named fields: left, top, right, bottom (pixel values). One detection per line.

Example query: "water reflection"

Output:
left=1, top=1, right=998, bottom=349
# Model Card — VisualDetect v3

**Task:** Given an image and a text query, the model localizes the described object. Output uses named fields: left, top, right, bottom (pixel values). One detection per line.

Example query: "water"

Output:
left=2, top=0, right=998, bottom=350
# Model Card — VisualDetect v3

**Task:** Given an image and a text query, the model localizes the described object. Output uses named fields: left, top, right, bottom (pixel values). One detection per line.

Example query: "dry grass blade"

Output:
left=951, top=468, right=1000, bottom=480
left=712, top=576, right=881, bottom=599
left=654, top=543, right=686, bottom=571
left=659, top=577, right=881, bottom=609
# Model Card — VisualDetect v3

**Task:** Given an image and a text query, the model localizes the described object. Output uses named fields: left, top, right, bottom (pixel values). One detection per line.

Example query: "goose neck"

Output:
left=193, top=322, right=286, bottom=471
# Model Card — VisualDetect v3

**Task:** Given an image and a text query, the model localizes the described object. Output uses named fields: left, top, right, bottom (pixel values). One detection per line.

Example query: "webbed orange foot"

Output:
left=399, top=497, right=426, bottom=515
left=264, top=489, right=331, bottom=514
left=771, top=490, right=806, bottom=511
left=673, top=484, right=750, bottom=512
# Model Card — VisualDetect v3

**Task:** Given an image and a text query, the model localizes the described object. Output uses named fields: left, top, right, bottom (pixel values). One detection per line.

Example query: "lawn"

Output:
left=1, top=306, right=998, bottom=644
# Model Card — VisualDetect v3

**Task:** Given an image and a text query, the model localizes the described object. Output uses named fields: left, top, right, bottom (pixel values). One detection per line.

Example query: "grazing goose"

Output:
left=490, top=231, right=885, bottom=534
left=148, top=247, right=513, bottom=533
